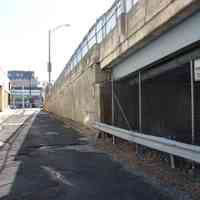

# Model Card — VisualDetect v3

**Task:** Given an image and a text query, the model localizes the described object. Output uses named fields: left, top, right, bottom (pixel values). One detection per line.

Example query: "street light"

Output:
left=48, top=24, right=70, bottom=84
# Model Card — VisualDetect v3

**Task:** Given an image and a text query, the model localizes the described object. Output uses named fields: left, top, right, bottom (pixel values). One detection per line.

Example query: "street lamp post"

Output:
left=48, top=24, right=70, bottom=84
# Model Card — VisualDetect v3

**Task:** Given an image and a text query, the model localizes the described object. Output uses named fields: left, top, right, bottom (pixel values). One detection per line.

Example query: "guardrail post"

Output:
left=170, top=154, right=175, bottom=169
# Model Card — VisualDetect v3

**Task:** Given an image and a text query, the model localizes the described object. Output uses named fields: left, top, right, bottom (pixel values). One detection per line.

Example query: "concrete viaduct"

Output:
left=45, top=0, right=200, bottom=146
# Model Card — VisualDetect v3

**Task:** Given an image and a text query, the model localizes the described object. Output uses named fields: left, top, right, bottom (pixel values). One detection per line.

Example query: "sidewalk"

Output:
left=0, top=109, right=21, bottom=125
left=0, top=109, right=38, bottom=148
left=0, top=109, right=19, bottom=147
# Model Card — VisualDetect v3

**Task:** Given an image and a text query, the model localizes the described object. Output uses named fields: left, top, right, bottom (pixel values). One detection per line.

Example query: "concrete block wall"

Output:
left=46, top=65, right=108, bottom=125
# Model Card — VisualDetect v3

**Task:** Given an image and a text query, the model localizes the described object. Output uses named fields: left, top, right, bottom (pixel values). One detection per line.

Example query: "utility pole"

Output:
left=47, top=24, right=70, bottom=84
left=48, top=30, right=52, bottom=84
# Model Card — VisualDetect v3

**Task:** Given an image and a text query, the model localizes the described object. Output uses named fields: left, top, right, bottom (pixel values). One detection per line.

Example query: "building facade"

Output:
left=0, top=67, right=10, bottom=112
left=8, top=71, right=42, bottom=108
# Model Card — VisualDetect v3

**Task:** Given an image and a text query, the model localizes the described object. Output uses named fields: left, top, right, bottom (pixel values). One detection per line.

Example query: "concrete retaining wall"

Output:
left=46, top=46, right=109, bottom=125
left=45, top=0, right=200, bottom=126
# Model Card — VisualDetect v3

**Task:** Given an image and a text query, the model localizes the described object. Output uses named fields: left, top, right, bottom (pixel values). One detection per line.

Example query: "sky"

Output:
left=0, top=0, right=114, bottom=82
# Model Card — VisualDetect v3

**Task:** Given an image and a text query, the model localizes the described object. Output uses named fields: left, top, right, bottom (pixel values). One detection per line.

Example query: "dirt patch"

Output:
left=95, top=137, right=200, bottom=200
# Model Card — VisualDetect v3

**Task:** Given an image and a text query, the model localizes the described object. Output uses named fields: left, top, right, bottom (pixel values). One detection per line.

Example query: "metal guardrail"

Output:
left=94, top=122, right=200, bottom=163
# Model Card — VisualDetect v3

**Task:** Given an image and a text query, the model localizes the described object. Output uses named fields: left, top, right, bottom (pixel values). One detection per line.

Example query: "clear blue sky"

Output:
left=0, top=0, right=114, bottom=82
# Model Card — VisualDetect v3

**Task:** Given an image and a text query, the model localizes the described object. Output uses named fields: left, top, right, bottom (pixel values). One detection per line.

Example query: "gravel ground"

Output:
left=95, top=138, right=199, bottom=200
left=59, top=116, right=200, bottom=200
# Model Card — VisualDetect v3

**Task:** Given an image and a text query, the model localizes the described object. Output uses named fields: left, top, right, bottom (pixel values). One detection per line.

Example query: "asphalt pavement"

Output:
left=0, top=111, right=172, bottom=200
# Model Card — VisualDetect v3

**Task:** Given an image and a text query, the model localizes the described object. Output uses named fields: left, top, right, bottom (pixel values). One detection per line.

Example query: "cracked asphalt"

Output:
left=0, top=111, right=172, bottom=200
